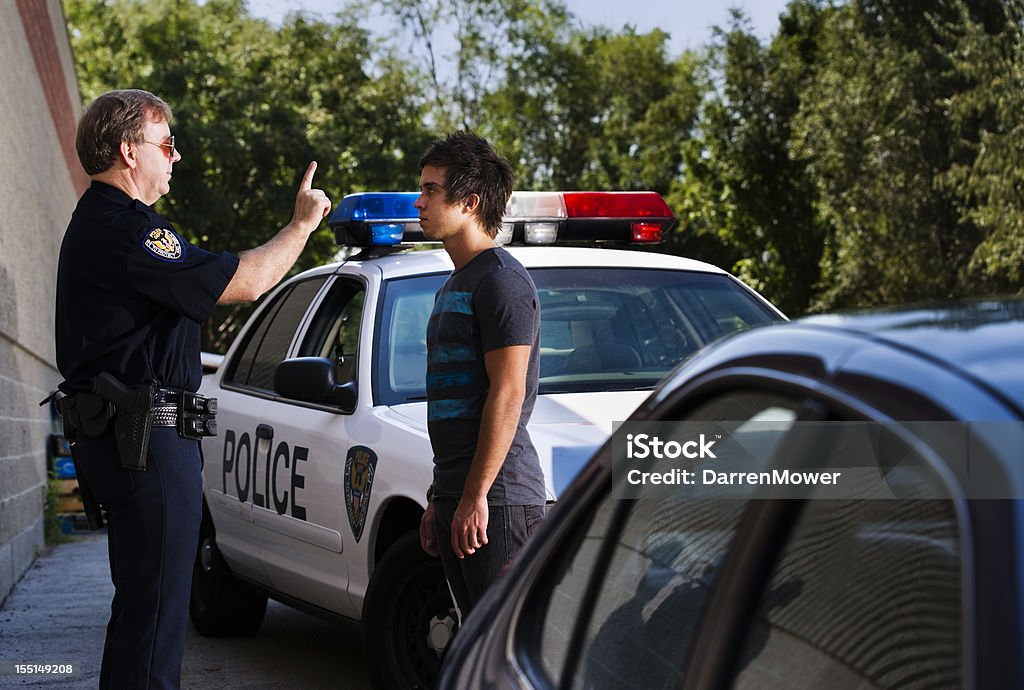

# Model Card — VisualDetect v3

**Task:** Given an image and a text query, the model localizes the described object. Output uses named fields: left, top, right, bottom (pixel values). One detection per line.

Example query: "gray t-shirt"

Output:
left=426, top=247, right=545, bottom=505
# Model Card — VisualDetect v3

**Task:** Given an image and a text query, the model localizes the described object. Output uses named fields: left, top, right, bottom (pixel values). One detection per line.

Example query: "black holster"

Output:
left=92, top=373, right=157, bottom=471
left=54, top=390, right=115, bottom=441
left=41, top=391, right=107, bottom=530
left=46, top=374, right=158, bottom=471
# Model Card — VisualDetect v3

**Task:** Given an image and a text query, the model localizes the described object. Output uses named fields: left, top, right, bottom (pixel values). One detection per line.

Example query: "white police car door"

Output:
left=250, top=275, right=371, bottom=618
left=203, top=274, right=335, bottom=586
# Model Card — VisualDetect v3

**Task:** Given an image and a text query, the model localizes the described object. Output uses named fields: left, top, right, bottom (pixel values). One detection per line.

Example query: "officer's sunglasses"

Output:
left=142, top=135, right=176, bottom=158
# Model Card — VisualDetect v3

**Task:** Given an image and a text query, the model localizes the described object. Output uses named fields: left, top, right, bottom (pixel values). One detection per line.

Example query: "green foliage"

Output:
left=484, top=25, right=701, bottom=192
left=65, top=0, right=1024, bottom=332
left=671, top=4, right=827, bottom=315
left=790, top=0, right=978, bottom=309
left=370, top=0, right=541, bottom=130
left=942, top=0, right=1024, bottom=295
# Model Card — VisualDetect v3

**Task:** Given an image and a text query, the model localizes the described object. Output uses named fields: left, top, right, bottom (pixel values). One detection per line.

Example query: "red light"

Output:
left=563, top=192, right=674, bottom=219
left=631, top=222, right=664, bottom=243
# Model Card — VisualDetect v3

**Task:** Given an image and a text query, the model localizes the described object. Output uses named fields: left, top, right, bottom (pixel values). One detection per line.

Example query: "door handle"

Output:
left=256, top=423, right=274, bottom=440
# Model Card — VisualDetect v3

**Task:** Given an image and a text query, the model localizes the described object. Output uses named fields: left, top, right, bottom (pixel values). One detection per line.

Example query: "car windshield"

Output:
left=374, top=268, right=780, bottom=405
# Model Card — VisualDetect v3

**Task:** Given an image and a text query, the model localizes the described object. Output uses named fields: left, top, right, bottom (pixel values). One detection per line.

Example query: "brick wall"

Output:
left=0, top=0, right=84, bottom=604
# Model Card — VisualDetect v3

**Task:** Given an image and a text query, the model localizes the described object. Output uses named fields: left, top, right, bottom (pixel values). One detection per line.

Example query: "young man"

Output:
left=55, top=89, right=330, bottom=689
left=415, top=132, right=546, bottom=616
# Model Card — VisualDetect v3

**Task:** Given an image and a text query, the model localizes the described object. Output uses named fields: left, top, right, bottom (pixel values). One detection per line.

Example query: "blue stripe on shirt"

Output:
left=428, top=398, right=478, bottom=421
left=431, top=344, right=476, bottom=364
left=435, top=290, right=473, bottom=315
left=427, top=370, right=477, bottom=390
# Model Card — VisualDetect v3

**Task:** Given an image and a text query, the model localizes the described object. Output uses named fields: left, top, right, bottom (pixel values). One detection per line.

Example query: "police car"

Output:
left=190, top=191, right=784, bottom=689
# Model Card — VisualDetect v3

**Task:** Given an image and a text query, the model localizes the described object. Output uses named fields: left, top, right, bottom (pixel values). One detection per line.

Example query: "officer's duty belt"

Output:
left=151, top=401, right=180, bottom=427
left=154, top=388, right=219, bottom=439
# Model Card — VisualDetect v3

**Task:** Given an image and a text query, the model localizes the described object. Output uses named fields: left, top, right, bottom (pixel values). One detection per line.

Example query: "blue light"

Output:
left=330, top=193, right=421, bottom=247
left=369, top=223, right=405, bottom=246
left=332, top=193, right=419, bottom=224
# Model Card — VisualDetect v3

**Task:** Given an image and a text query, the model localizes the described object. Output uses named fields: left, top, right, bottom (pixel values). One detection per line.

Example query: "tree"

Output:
left=371, top=0, right=570, bottom=131
left=483, top=23, right=702, bottom=193
left=942, top=0, right=1024, bottom=295
left=672, top=4, right=828, bottom=316
left=792, top=0, right=990, bottom=310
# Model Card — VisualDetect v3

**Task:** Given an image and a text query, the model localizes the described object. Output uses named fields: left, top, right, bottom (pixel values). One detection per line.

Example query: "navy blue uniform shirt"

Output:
left=56, top=181, right=239, bottom=392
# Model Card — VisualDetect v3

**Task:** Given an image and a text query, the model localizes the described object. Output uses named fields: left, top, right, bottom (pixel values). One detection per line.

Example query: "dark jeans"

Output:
left=432, top=500, right=546, bottom=617
left=73, top=427, right=202, bottom=690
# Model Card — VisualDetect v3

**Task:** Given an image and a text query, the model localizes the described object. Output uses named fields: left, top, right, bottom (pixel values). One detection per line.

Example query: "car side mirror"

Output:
left=274, top=357, right=357, bottom=413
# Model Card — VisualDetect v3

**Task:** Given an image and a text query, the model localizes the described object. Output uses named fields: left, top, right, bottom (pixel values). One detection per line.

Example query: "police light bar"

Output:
left=329, top=193, right=425, bottom=247
left=329, top=191, right=674, bottom=247
left=501, top=191, right=674, bottom=245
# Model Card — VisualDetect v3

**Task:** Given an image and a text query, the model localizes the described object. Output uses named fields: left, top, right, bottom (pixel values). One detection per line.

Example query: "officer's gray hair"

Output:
left=76, top=89, right=173, bottom=176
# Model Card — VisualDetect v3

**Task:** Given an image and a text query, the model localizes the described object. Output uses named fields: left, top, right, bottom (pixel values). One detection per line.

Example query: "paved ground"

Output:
left=0, top=535, right=371, bottom=689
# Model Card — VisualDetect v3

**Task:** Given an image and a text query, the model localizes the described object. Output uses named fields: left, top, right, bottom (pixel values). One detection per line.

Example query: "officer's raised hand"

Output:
left=218, top=160, right=332, bottom=304
left=291, top=160, right=332, bottom=232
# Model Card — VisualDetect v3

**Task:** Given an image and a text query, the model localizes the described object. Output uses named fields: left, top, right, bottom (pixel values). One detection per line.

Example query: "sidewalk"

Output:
left=0, top=535, right=369, bottom=689
left=0, top=536, right=109, bottom=688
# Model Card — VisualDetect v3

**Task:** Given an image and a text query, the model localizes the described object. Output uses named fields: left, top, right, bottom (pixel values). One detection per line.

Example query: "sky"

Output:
left=246, top=0, right=792, bottom=55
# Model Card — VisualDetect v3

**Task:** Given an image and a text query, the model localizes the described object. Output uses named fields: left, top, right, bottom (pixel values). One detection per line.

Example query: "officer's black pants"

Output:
left=73, top=427, right=202, bottom=690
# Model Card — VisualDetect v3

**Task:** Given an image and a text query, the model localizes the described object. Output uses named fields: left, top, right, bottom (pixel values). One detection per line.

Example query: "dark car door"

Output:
left=445, top=373, right=983, bottom=690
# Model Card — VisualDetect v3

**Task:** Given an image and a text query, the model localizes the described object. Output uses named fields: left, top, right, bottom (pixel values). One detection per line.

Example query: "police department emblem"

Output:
left=344, top=445, right=378, bottom=542
left=142, top=227, right=183, bottom=261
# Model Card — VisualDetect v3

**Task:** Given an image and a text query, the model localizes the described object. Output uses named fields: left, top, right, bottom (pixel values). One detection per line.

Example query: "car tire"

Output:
left=189, top=507, right=268, bottom=637
left=363, top=531, right=458, bottom=690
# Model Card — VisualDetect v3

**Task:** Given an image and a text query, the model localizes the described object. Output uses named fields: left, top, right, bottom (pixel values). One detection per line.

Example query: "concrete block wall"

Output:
left=0, top=0, right=85, bottom=604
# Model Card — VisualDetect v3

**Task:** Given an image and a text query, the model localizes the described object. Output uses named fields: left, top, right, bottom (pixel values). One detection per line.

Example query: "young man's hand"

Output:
left=451, top=495, right=489, bottom=558
left=419, top=502, right=439, bottom=557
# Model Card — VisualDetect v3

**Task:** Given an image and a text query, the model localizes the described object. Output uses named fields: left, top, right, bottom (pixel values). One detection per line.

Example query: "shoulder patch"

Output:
left=344, top=445, right=378, bottom=543
left=142, top=227, right=183, bottom=261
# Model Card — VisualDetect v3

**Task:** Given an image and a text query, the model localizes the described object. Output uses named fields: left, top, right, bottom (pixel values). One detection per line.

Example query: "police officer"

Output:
left=54, top=89, right=330, bottom=689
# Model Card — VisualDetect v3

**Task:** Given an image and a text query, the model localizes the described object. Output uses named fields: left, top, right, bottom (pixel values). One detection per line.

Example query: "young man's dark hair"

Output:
left=418, top=131, right=515, bottom=238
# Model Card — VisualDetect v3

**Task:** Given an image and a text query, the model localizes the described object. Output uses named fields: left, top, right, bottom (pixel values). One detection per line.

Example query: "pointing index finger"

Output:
left=300, top=161, right=317, bottom=191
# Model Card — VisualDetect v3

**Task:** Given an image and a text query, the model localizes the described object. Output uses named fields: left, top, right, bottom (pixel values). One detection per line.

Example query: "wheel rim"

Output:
left=389, top=560, right=458, bottom=688
left=200, top=537, right=214, bottom=573
left=191, top=535, right=217, bottom=616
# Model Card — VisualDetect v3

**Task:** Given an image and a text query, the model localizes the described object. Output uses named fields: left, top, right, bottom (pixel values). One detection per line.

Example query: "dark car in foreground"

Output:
left=440, top=300, right=1024, bottom=690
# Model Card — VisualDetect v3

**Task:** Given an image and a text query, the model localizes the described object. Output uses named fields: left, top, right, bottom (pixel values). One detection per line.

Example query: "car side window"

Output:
left=530, top=391, right=801, bottom=690
left=223, top=277, right=327, bottom=392
left=298, top=279, right=365, bottom=386
left=731, top=429, right=962, bottom=689
left=375, top=274, right=448, bottom=405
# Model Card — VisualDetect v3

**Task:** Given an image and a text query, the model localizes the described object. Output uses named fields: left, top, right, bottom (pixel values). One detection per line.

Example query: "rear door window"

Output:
left=526, top=391, right=800, bottom=689
left=223, top=277, right=328, bottom=393
left=731, top=429, right=962, bottom=689
left=519, top=393, right=965, bottom=690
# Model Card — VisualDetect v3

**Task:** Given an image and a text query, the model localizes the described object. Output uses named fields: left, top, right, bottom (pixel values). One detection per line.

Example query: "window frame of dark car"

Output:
left=509, top=372, right=972, bottom=690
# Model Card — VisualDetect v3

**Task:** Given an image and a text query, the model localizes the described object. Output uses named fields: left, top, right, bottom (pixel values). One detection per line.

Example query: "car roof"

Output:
left=669, top=299, right=1023, bottom=415
left=795, top=300, right=1024, bottom=411
left=312, top=245, right=730, bottom=281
